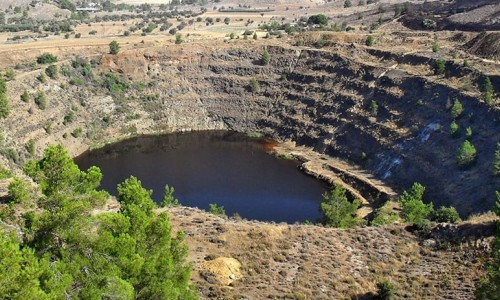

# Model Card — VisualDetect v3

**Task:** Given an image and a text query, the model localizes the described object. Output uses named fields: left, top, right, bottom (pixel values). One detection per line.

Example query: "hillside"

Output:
left=0, top=0, right=499, bottom=298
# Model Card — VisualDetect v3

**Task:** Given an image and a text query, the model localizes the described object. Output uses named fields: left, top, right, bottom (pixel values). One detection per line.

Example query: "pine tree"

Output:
left=398, top=182, right=433, bottom=224
left=435, top=59, right=445, bottom=75
left=261, top=50, right=270, bottom=65
left=109, top=40, right=120, bottom=54
left=493, top=143, right=500, bottom=176
left=484, top=76, right=493, bottom=105
left=450, top=98, right=463, bottom=119
left=320, top=185, right=365, bottom=228
left=12, top=145, right=198, bottom=299
left=457, top=140, right=477, bottom=167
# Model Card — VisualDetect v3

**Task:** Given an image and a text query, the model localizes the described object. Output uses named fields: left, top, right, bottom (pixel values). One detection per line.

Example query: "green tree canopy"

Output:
left=320, top=185, right=365, bottom=228
left=109, top=40, right=120, bottom=55
left=431, top=206, right=461, bottom=223
left=366, top=35, right=374, bottom=46
left=493, top=143, right=500, bottom=176
left=36, top=53, right=57, bottom=64
left=457, top=140, right=477, bottom=167
left=23, top=144, right=102, bottom=197
left=261, top=50, right=270, bottom=65
left=175, top=33, right=183, bottom=44
left=44, top=64, right=58, bottom=80
left=450, top=98, right=463, bottom=119
left=160, top=184, right=179, bottom=207
left=250, top=78, right=260, bottom=93
left=484, top=76, right=493, bottom=105
left=0, top=145, right=199, bottom=299
left=398, top=182, right=433, bottom=224
left=308, top=14, right=328, bottom=25
left=0, top=229, right=48, bottom=299
left=435, top=59, right=445, bottom=75
left=0, top=78, right=9, bottom=119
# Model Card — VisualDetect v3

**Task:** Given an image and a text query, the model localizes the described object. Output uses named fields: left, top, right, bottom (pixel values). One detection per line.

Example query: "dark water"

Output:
left=75, top=131, right=327, bottom=223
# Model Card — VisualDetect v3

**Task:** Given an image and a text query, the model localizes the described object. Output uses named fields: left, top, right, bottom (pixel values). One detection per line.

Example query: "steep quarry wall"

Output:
left=1, top=41, right=499, bottom=216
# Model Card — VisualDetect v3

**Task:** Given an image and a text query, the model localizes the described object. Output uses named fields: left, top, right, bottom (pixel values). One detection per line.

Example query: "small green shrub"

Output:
left=493, top=143, right=500, bottom=176
left=432, top=42, right=440, bottom=53
left=457, top=140, right=477, bottom=167
left=307, top=14, right=328, bottom=25
left=261, top=50, right=270, bottom=65
left=25, top=139, right=35, bottom=155
left=0, top=79, right=6, bottom=95
left=34, top=91, right=47, bottom=110
left=43, top=121, right=52, bottom=134
left=320, top=185, right=365, bottom=228
left=63, top=111, right=75, bottom=125
left=246, top=131, right=262, bottom=138
left=209, top=203, right=226, bottom=216
left=109, top=40, right=120, bottom=54
left=431, top=206, right=461, bottom=223
left=4, top=69, right=15, bottom=81
left=71, top=127, right=83, bottom=138
left=371, top=206, right=398, bottom=226
left=483, top=76, right=493, bottom=105
left=7, top=177, right=31, bottom=204
left=450, top=98, right=463, bottom=119
left=449, top=121, right=459, bottom=137
left=0, top=93, right=9, bottom=119
left=435, top=59, right=445, bottom=75
left=103, top=73, right=128, bottom=94
left=366, top=35, right=374, bottom=46
left=175, top=33, right=183, bottom=44
left=0, top=165, right=12, bottom=179
left=370, top=100, right=378, bottom=116
left=376, top=279, right=395, bottom=300
left=20, top=90, right=30, bottom=102
left=250, top=78, right=260, bottom=93
left=160, top=184, right=179, bottom=207
left=398, top=182, right=433, bottom=224
left=36, top=53, right=57, bottom=64
left=45, top=64, right=58, bottom=79
left=465, top=126, right=472, bottom=138
left=36, top=72, right=47, bottom=83
left=2, top=148, right=20, bottom=163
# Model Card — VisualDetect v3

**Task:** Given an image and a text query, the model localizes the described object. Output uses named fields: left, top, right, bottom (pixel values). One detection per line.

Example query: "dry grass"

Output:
left=166, top=206, right=492, bottom=299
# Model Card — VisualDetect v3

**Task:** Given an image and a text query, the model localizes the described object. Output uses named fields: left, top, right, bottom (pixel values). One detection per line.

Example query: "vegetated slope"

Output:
left=0, top=146, right=494, bottom=299
left=1, top=40, right=498, bottom=216
left=167, top=206, right=495, bottom=299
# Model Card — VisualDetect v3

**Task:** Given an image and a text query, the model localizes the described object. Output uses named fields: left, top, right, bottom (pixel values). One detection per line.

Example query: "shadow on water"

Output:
left=75, top=131, right=327, bottom=223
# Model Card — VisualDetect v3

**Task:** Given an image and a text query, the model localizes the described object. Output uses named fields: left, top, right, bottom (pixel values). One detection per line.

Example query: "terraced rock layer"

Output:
left=2, top=41, right=499, bottom=216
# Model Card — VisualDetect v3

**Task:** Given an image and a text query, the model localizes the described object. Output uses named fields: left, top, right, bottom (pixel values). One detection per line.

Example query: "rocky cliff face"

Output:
left=1, top=40, right=499, bottom=215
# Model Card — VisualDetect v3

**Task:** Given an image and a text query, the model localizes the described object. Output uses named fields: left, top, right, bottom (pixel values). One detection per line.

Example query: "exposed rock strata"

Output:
left=1, top=41, right=498, bottom=216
